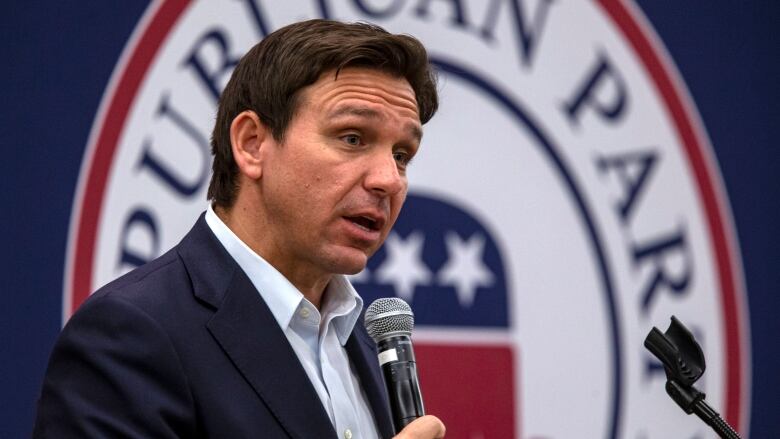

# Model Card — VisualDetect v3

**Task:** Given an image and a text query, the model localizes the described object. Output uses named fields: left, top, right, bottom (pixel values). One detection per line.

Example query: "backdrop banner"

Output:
left=5, top=1, right=778, bottom=438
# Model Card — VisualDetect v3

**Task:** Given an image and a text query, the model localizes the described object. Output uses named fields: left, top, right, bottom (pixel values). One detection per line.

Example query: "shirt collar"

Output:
left=204, top=206, right=363, bottom=345
left=322, top=275, right=364, bottom=345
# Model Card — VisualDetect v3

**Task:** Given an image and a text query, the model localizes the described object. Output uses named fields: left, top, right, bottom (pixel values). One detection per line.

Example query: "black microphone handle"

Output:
left=376, top=334, right=425, bottom=433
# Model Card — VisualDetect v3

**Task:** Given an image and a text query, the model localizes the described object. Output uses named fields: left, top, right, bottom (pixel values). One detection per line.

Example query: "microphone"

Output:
left=364, top=298, right=425, bottom=433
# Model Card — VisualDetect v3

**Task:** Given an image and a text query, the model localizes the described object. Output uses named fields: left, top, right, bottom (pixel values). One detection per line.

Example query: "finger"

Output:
left=394, top=415, right=446, bottom=438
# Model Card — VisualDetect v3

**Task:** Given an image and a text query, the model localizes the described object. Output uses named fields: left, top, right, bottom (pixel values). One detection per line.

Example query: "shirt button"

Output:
left=300, top=308, right=310, bottom=319
left=344, top=429, right=353, bottom=439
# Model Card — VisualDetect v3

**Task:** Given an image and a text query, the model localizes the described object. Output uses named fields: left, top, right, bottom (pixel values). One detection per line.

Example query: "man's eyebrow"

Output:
left=406, top=123, right=423, bottom=143
left=327, top=105, right=382, bottom=120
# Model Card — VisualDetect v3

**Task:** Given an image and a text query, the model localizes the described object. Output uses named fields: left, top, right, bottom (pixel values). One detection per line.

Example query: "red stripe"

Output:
left=417, top=344, right=518, bottom=438
left=71, top=0, right=191, bottom=313
left=598, top=0, right=744, bottom=431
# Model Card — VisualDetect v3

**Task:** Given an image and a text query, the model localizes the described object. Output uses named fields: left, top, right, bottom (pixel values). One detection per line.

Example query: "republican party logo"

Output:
left=65, top=1, right=750, bottom=438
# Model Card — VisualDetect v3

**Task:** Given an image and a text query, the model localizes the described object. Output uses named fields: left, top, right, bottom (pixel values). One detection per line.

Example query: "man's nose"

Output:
left=364, top=151, right=405, bottom=196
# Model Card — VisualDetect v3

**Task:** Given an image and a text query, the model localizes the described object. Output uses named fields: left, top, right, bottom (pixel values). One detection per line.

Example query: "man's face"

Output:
left=257, top=67, right=422, bottom=280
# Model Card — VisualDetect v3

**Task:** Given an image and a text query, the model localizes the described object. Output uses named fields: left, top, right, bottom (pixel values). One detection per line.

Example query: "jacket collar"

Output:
left=176, top=214, right=393, bottom=438
left=178, top=215, right=335, bottom=438
left=345, top=314, right=396, bottom=438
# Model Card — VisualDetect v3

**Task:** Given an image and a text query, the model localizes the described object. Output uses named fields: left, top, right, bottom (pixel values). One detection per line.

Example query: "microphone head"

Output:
left=364, top=297, right=415, bottom=342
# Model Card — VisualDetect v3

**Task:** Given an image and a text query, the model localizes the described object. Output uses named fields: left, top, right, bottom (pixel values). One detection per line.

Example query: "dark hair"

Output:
left=207, top=19, right=439, bottom=208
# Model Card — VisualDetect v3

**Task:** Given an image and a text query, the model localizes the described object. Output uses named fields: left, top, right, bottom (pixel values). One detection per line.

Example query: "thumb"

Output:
left=393, top=415, right=446, bottom=438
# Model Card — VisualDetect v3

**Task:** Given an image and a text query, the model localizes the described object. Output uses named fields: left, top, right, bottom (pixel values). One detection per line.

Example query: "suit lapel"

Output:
left=345, top=318, right=395, bottom=438
left=178, top=216, right=336, bottom=439
left=206, top=271, right=337, bottom=439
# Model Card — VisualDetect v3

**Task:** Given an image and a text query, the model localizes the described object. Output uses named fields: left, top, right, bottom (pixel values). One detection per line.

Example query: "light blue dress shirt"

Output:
left=205, top=206, right=379, bottom=439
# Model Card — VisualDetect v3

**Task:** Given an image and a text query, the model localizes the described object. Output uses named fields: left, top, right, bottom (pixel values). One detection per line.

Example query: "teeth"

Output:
left=353, top=221, right=370, bottom=231
left=349, top=216, right=376, bottom=231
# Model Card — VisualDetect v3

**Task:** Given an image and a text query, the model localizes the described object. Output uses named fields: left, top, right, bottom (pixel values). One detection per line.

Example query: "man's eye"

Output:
left=341, top=134, right=361, bottom=146
left=394, top=151, right=413, bottom=167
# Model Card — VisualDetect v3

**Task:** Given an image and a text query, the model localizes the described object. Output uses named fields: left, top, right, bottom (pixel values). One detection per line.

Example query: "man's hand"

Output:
left=393, top=415, right=446, bottom=438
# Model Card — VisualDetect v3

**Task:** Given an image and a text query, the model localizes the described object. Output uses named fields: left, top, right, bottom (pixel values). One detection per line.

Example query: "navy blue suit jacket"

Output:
left=34, top=215, right=394, bottom=438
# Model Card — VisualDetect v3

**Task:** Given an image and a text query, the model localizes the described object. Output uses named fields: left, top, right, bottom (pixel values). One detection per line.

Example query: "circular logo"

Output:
left=65, top=1, right=750, bottom=437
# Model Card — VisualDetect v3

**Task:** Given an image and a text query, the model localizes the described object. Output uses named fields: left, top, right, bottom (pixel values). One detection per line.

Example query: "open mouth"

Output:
left=345, top=215, right=380, bottom=232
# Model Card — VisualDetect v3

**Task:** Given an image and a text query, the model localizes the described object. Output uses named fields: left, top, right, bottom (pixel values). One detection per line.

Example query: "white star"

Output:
left=375, top=231, right=432, bottom=301
left=438, top=232, right=495, bottom=307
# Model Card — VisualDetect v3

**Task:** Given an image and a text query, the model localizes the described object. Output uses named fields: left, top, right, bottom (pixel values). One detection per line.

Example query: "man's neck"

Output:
left=214, top=204, right=329, bottom=309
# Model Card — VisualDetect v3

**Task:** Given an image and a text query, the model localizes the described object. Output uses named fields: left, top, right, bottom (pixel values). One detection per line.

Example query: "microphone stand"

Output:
left=644, top=316, right=742, bottom=439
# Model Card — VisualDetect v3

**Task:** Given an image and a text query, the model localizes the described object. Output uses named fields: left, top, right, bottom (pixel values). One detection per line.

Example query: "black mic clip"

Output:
left=644, top=316, right=742, bottom=439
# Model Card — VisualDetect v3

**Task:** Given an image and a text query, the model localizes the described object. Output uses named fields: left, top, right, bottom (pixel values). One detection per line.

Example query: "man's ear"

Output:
left=229, top=110, right=270, bottom=180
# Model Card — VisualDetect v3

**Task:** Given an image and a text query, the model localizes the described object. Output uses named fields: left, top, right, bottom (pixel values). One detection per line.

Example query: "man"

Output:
left=34, top=19, right=445, bottom=438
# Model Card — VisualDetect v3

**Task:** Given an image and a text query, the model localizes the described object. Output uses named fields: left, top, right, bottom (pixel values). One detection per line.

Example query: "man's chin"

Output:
left=337, top=259, right=368, bottom=276
left=330, top=249, right=370, bottom=275
left=318, top=242, right=376, bottom=275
